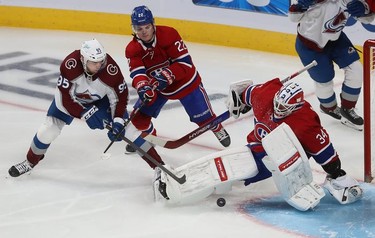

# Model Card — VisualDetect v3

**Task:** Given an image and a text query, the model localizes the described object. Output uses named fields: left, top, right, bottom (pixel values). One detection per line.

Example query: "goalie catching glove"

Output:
left=226, top=79, right=253, bottom=118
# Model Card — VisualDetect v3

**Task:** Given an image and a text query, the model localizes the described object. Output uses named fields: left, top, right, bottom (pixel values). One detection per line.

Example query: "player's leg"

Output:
left=180, top=83, right=231, bottom=147
left=155, top=146, right=258, bottom=204
left=333, top=32, right=363, bottom=130
left=295, top=37, right=341, bottom=120
left=262, top=123, right=325, bottom=211
left=126, top=97, right=167, bottom=171
left=125, top=97, right=166, bottom=153
left=125, top=121, right=168, bottom=201
left=9, top=100, right=72, bottom=177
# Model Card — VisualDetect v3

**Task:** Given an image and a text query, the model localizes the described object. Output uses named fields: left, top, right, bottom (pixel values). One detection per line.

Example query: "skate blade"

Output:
left=341, top=118, right=363, bottom=131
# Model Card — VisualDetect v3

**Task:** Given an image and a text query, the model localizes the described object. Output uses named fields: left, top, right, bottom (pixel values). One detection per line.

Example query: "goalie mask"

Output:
left=273, top=82, right=304, bottom=119
left=80, top=39, right=107, bottom=76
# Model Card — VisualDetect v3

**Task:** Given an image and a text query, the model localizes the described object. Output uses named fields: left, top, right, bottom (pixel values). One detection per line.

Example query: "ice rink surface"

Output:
left=0, top=27, right=374, bottom=238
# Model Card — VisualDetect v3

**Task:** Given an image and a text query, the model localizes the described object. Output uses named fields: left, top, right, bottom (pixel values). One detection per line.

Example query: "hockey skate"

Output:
left=125, top=144, right=136, bottom=154
left=153, top=167, right=169, bottom=201
left=8, top=160, right=34, bottom=177
left=213, top=127, right=231, bottom=147
left=323, top=174, right=363, bottom=204
left=320, top=105, right=341, bottom=120
left=340, top=107, right=363, bottom=131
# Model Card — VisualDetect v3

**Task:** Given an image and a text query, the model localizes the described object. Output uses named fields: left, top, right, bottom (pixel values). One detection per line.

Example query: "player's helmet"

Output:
left=131, top=5, right=154, bottom=26
left=80, top=39, right=106, bottom=75
left=273, top=82, right=304, bottom=119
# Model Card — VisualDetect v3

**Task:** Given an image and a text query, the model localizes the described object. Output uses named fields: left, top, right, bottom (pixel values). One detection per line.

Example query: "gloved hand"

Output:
left=298, top=0, right=315, bottom=9
left=226, top=90, right=252, bottom=119
left=347, top=0, right=368, bottom=17
left=150, top=68, right=175, bottom=91
left=81, top=105, right=105, bottom=129
left=135, top=80, right=157, bottom=105
left=107, top=117, right=125, bottom=141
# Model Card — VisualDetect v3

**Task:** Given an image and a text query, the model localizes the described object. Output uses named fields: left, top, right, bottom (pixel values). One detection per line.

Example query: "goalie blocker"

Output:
left=156, top=123, right=327, bottom=211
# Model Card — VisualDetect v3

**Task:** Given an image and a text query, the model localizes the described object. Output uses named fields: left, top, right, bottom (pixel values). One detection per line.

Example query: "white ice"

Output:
left=0, top=27, right=369, bottom=238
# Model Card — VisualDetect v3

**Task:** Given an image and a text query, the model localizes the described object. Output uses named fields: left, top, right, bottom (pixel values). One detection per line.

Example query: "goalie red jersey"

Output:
left=243, top=78, right=339, bottom=166
left=125, top=25, right=201, bottom=99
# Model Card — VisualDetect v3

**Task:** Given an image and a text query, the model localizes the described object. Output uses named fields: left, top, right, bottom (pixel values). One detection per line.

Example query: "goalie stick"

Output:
left=139, top=60, right=318, bottom=149
left=280, top=60, right=317, bottom=84
left=105, top=125, right=187, bottom=184
left=140, top=110, right=230, bottom=149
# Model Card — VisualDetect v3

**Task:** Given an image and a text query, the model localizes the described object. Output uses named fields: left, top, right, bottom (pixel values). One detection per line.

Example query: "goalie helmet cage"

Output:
left=364, top=39, right=375, bottom=183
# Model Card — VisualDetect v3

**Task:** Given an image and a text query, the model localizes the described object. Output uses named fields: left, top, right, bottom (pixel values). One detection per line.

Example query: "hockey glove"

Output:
left=136, top=80, right=157, bottom=105
left=347, top=0, right=369, bottom=17
left=150, top=68, right=175, bottom=91
left=227, top=90, right=252, bottom=119
left=107, top=117, right=125, bottom=142
left=82, top=105, right=106, bottom=129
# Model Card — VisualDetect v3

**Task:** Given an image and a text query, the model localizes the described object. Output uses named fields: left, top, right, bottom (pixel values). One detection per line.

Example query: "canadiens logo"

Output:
left=323, top=10, right=347, bottom=33
left=146, top=61, right=170, bottom=77
left=254, top=122, right=272, bottom=141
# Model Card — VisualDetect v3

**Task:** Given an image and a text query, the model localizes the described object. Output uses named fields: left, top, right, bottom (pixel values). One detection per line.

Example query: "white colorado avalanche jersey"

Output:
left=289, top=0, right=374, bottom=49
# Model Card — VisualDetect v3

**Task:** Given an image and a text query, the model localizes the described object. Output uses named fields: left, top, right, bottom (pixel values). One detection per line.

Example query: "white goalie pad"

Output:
left=261, top=123, right=325, bottom=211
left=161, top=146, right=258, bottom=204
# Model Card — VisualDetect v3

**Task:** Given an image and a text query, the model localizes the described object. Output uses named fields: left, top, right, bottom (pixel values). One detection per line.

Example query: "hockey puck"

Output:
left=217, top=198, right=226, bottom=207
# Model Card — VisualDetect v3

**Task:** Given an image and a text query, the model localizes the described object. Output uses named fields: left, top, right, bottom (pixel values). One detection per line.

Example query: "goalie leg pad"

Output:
left=161, top=146, right=258, bottom=204
left=262, top=123, right=325, bottom=211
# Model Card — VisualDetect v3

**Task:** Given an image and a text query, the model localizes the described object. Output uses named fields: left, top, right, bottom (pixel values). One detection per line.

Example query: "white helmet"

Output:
left=80, top=39, right=106, bottom=75
left=273, top=82, right=304, bottom=119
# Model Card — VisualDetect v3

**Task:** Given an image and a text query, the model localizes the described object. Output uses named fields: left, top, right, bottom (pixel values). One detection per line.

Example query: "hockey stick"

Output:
left=139, top=60, right=317, bottom=149
left=140, top=110, right=231, bottom=149
left=103, top=103, right=144, bottom=154
left=105, top=124, right=187, bottom=184
left=280, top=60, right=317, bottom=83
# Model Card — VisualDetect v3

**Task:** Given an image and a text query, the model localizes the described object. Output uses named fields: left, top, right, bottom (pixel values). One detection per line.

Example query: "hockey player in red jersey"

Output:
left=8, top=39, right=129, bottom=177
left=228, top=78, right=362, bottom=203
left=154, top=78, right=362, bottom=209
left=123, top=6, right=230, bottom=162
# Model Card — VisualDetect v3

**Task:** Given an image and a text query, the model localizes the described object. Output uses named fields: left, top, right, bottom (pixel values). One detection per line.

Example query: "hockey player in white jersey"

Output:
left=289, top=0, right=374, bottom=130
left=8, top=39, right=129, bottom=177
left=153, top=78, right=363, bottom=211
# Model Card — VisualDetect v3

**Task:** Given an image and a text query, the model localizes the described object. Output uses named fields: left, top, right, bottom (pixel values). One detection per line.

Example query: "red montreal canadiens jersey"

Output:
left=55, top=50, right=128, bottom=119
left=125, top=25, right=201, bottom=99
left=245, top=78, right=339, bottom=165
